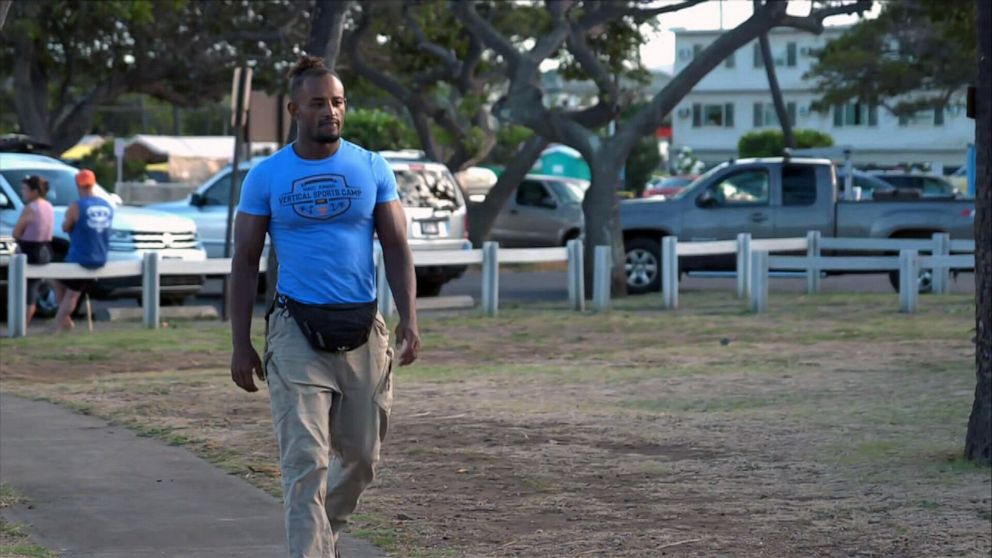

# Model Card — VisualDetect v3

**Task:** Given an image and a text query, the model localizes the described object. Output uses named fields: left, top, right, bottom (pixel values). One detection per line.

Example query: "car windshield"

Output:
left=671, top=164, right=727, bottom=200
left=393, top=166, right=461, bottom=209
left=548, top=180, right=584, bottom=204
left=2, top=168, right=113, bottom=206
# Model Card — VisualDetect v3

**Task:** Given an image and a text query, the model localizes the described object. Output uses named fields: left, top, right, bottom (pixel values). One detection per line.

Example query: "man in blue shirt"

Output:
left=52, top=168, right=113, bottom=333
left=229, top=55, right=420, bottom=558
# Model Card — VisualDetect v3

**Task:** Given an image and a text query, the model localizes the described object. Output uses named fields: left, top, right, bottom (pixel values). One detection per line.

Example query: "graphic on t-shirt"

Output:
left=278, top=174, right=362, bottom=221
left=86, top=205, right=112, bottom=232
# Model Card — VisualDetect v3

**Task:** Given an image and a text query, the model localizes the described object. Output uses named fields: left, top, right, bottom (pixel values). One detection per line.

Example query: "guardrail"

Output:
left=4, top=239, right=605, bottom=338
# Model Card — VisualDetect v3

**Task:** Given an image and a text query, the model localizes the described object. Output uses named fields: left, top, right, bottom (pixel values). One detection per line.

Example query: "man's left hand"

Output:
left=394, top=320, right=421, bottom=366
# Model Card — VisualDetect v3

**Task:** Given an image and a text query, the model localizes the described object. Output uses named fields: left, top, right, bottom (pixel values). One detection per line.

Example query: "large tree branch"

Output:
left=578, top=0, right=707, bottom=30
left=566, top=23, right=619, bottom=108
left=528, top=0, right=573, bottom=63
left=451, top=1, right=522, bottom=72
left=403, top=2, right=461, bottom=76
left=780, top=0, right=873, bottom=34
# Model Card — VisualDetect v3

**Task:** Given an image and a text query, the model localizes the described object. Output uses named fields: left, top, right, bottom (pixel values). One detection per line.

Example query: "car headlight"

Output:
left=109, top=229, right=131, bottom=242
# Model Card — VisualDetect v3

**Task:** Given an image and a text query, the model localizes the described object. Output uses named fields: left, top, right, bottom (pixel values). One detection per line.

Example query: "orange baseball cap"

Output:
left=75, top=168, right=96, bottom=187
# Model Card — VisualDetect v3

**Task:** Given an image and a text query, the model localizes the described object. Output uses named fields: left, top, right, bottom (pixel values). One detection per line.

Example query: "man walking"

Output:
left=229, top=55, right=420, bottom=558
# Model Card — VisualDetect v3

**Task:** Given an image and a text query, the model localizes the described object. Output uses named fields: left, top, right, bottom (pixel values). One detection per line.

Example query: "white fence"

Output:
left=3, top=232, right=976, bottom=338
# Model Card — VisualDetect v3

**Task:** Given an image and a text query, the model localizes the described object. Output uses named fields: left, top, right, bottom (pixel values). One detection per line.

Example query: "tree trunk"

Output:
left=308, top=0, right=351, bottom=67
left=467, top=135, right=547, bottom=247
left=582, top=154, right=627, bottom=298
left=759, top=31, right=795, bottom=148
left=964, top=0, right=991, bottom=466
left=0, top=0, right=12, bottom=31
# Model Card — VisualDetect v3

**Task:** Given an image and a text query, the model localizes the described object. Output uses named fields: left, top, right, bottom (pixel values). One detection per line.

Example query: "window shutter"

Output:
left=833, top=104, right=844, bottom=127
left=934, top=107, right=944, bottom=125
left=787, top=102, right=797, bottom=125
left=868, top=104, right=878, bottom=126
left=786, top=43, right=797, bottom=67
left=692, top=104, right=701, bottom=127
left=753, top=103, right=763, bottom=127
left=725, top=52, right=735, bottom=68
left=693, top=44, right=702, bottom=59
left=753, top=43, right=763, bottom=68
left=724, top=103, right=735, bottom=127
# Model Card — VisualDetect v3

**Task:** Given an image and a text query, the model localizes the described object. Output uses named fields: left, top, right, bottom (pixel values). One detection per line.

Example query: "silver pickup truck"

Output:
left=620, top=157, right=976, bottom=294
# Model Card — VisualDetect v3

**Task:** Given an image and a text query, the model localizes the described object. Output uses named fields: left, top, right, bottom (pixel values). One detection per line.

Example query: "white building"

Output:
left=672, top=27, right=974, bottom=167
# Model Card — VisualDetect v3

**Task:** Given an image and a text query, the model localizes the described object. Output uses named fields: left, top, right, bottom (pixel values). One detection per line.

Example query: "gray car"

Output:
left=489, top=175, right=585, bottom=247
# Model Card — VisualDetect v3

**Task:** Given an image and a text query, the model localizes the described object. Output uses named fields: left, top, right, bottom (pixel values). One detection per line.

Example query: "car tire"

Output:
left=34, top=280, right=59, bottom=319
left=888, top=269, right=934, bottom=294
left=416, top=279, right=444, bottom=298
left=624, top=237, right=662, bottom=295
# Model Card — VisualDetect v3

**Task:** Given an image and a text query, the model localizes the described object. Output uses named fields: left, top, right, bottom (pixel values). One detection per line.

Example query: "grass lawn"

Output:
left=0, top=485, right=55, bottom=558
left=1, top=291, right=990, bottom=557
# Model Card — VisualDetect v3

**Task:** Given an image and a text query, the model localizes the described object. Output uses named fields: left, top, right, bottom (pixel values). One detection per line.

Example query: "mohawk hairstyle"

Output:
left=288, top=55, right=339, bottom=98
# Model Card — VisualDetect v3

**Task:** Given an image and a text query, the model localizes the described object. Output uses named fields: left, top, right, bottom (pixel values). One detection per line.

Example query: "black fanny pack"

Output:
left=279, top=295, right=377, bottom=353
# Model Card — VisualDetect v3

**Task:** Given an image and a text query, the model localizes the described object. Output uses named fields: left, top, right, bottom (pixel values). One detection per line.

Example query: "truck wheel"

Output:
left=888, top=269, right=934, bottom=294
left=416, top=279, right=444, bottom=298
left=625, top=237, right=661, bottom=294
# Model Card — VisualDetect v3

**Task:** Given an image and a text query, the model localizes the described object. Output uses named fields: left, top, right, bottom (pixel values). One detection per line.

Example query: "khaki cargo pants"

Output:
left=264, top=305, right=394, bottom=558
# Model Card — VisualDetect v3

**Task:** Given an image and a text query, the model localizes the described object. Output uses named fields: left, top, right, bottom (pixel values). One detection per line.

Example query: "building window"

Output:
left=898, top=108, right=946, bottom=127
left=753, top=102, right=797, bottom=127
left=786, top=42, right=797, bottom=67
left=725, top=51, right=735, bottom=68
left=693, top=44, right=702, bottom=58
left=833, top=102, right=878, bottom=127
left=692, top=103, right=735, bottom=128
left=753, top=43, right=763, bottom=68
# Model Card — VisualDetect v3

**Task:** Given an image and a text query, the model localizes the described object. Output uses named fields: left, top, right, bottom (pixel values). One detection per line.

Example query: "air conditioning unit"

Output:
left=799, top=46, right=814, bottom=56
left=677, top=48, right=692, bottom=61
left=677, top=107, right=692, bottom=118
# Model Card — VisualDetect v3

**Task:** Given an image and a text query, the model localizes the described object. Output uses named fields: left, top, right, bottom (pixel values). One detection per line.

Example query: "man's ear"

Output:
left=287, top=101, right=298, bottom=119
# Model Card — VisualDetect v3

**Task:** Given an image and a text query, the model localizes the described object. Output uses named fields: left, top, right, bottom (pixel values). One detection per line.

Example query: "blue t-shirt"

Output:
left=237, top=141, right=399, bottom=304
left=66, top=196, right=113, bottom=269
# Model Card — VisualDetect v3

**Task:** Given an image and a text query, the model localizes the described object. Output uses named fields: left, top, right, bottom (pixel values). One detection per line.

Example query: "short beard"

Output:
left=311, top=130, right=340, bottom=144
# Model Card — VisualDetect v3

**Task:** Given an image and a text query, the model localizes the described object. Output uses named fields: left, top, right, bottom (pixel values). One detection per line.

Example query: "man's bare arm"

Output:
left=373, top=200, right=420, bottom=365
left=229, top=212, right=270, bottom=392
left=62, top=202, right=78, bottom=233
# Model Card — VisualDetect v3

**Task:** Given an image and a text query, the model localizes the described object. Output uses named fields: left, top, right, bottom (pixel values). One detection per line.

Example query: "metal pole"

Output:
left=482, top=241, right=499, bottom=317
left=593, top=245, right=611, bottom=312
left=222, top=66, right=250, bottom=321
left=8, top=254, right=27, bottom=338
left=662, top=236, right=678, bottom=310
left=142, top=252, right=160, bottom=329
left=567, top=238, right=585, bottom=312
left=375, top=246, right=394, bottom=318
left=749, top=250, right=768, bottom=313
left=736, top=233, right=751, bottom=299
left=806, top=230, right=821, bottom=294
left=899, top=249, right=919, bottom=313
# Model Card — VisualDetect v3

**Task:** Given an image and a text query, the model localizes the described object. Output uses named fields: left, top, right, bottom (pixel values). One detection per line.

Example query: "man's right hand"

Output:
left=231, top=345, right=264, bottom=392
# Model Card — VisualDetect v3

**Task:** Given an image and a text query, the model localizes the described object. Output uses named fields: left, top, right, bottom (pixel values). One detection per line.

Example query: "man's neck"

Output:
left=293, top=138, right=341, bottom=160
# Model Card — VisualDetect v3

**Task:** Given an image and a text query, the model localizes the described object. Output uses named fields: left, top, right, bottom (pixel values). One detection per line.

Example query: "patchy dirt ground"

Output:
left=2, top=292, right=989, bottom=557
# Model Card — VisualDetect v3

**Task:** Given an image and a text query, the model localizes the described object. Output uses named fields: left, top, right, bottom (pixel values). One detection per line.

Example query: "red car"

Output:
left=642, top=175, right=697, bottom=199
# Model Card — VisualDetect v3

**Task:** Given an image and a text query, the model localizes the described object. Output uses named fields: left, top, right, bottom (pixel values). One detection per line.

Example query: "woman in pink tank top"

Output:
left=13, top=175, right=55, bottom=324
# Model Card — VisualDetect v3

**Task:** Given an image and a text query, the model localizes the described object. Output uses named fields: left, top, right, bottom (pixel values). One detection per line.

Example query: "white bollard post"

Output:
left=736, top=233, right=751, bottom=299
left=593, top=245, right=611, bottom=312
left=482, top=241, right=500, bottom=317
left=931, top=232, right=950, bottom=295
left=749, top=250, right=768, bottom=314
left=806, top=230, right=821, bottom=295
left=375, top=248, right=395, bottom=319
left=899, top=249, right=919, bottom=313
left=142, top=252, right=160, bottom=329
left=8, top=254, right=27, bottom=338
left=662, top=236, right=679, bottom=310
left=567, top=238, right=585, bottom=312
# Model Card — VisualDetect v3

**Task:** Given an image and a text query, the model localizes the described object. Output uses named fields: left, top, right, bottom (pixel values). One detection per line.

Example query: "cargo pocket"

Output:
left=373, top=348, right=394, bottom=443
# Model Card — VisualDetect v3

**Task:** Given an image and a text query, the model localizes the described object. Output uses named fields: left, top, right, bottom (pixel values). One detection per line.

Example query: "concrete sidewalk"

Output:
left=0, top=393, right=383, bottom=558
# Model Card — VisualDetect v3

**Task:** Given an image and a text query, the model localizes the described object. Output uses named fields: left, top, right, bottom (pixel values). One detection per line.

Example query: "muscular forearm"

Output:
left=382, top=243, right=417, bottom=325
left=230, top=254, right=260, bottom=349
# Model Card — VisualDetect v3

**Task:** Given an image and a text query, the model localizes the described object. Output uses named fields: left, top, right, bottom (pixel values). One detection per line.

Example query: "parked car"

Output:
left=835, top=169, right=897, bottom=200
left=489, top=174, right=585, bottom=248
left=149, top=149, right=472, bottom=298
left=0, top=153, right=207, bottom=316
left=620, top=157, right=976, bottom=294
left=642, top=175, right=696, bottom=199
left=872, top=172, right=958, bottom=198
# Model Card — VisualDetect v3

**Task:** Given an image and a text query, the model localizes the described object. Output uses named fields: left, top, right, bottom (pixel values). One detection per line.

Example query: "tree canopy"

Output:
left=805, top=0, right=976, bottom=117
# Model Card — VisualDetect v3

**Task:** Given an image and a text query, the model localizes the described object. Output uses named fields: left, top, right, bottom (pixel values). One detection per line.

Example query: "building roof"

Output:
left=125, top=135, right=277, bottom=160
